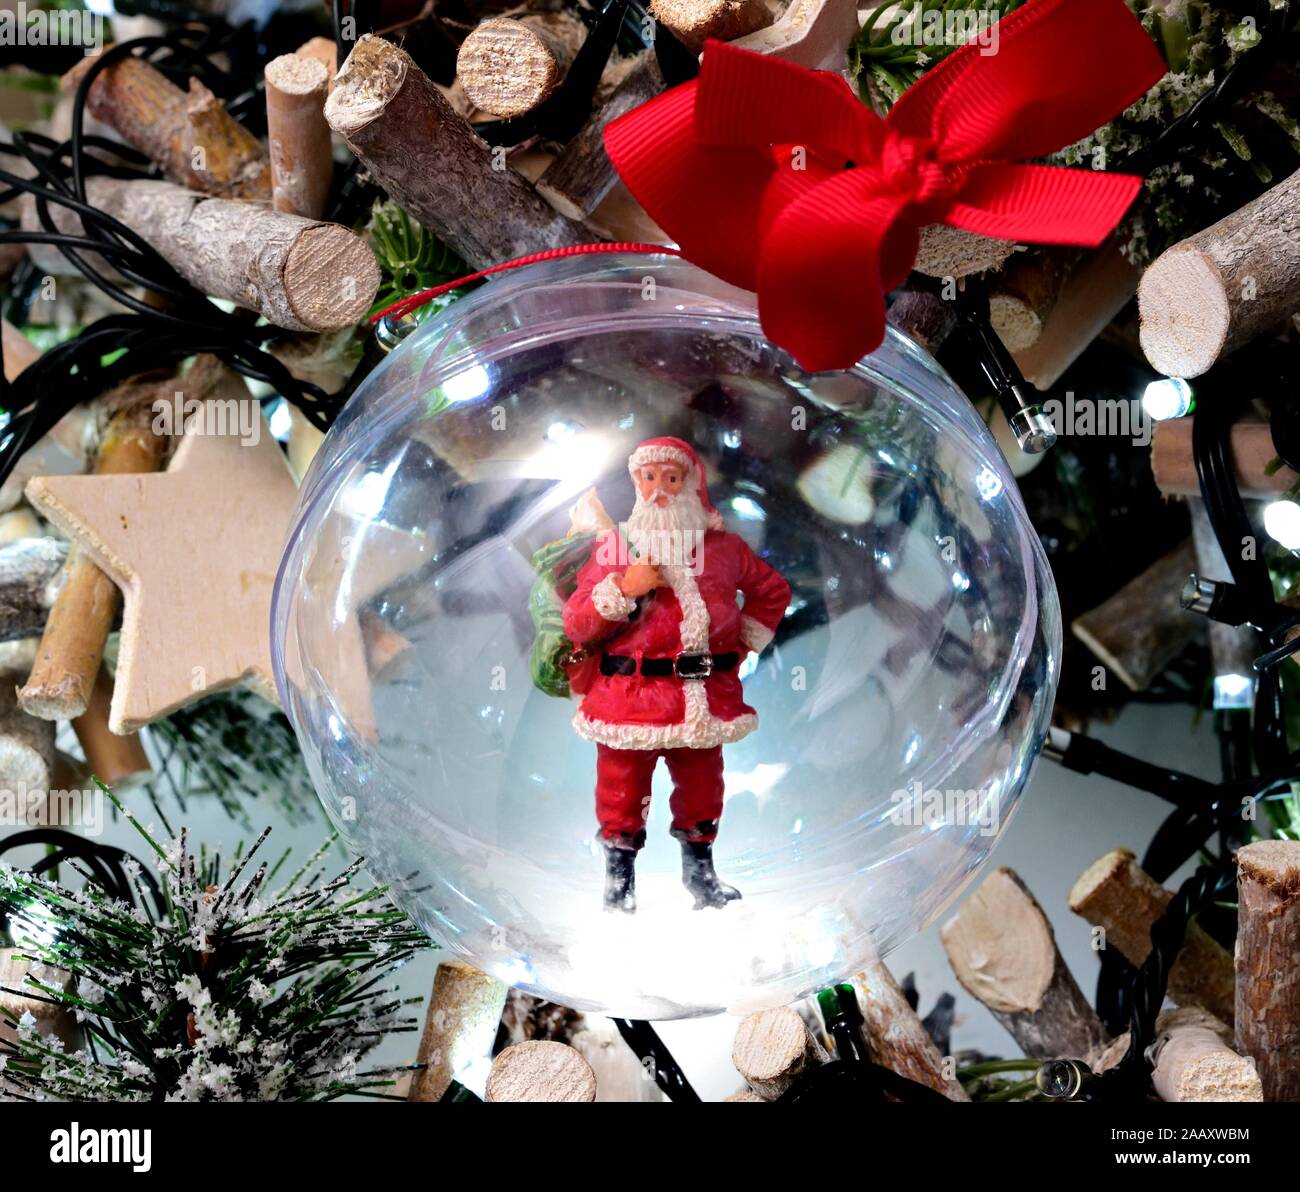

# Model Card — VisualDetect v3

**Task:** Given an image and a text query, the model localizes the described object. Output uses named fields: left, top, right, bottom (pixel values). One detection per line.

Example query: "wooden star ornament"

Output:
left=26, top=376, right=298, bottom=733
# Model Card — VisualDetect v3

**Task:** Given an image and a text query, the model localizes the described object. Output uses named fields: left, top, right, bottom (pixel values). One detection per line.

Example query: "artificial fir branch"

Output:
left=140, top=688, right=320, bottom=827
left=367, top=200, right=469, bottom=322
left=0, top=785, right=430, bottom=1102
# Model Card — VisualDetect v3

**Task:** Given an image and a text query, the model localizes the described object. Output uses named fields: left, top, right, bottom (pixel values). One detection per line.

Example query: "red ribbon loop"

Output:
left=605, top=0, right=1166, bottom=371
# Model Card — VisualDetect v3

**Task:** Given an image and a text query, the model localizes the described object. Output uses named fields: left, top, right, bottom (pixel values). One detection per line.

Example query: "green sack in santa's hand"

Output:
left=529, top=529, right=600, bottom=699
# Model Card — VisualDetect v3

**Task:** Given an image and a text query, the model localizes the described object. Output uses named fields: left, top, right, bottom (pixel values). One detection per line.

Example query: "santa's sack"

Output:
left=528, top=530, right=599, bottom=699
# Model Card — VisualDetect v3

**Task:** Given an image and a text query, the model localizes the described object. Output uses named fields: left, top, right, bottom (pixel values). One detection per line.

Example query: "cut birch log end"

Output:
left=1068, top=848, right=1236, bottom=1026
left=456, top=15, right=583, bottom=120
left=0, top=535, right=67, bottom=645
left=940, top=867, right=1110, bottom=1061
left=19, top=399, right=169, bottom=722
left=1234, top=839, right=1300, bottom=1101
left=296, top=37, right=338, bottom=86
left=0, top=679, right=55, bottom=793
left=72, top=666, right=151, bottom=790
left=22, top=178, right=378, bottom=333
left=1139, top=168, right=1300, bottom=378
left=886, top=289, right=957, bottom=354
left=1070, top=538, right=1201, bottom=694
left=649, top=0, right=772, bottom=53
left=1151, top=1007, right=1263, bottom=1103
left=0, top=509, right=45, bottom=545
left=1150, top=419, right=1294, bottom=499
left=486, top=1040, right=597, bottom=1102
left=63, top=51, right=270, bottom=199
left=723, top=1089, right=766, bottom=1102
left=989, top=248, right=1080, bottom=353
left=729, top=0, right=861, bottom=70
left=853, top=962, right=970, bottom=1100
left=325, top=34, right=592, bottom=269
left=265, top=54, right=334, bottom=220
left=0, top=948, right=80, bottom=1054
left=913, top=224, right=1016, bottom=278
left=535, top=54, right=664, bottom=222
left=408, top=960, right=508, bottom=1102
left=732, top=1006, right=829, bottom=1100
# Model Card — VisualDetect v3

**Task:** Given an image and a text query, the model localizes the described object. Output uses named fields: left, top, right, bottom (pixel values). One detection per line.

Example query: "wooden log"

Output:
left=264, top=54, right=334, bottom=221
left=989, top=248, right=1080, bottom=353
left=1013, top=237, right=1141, bottom=391
left=0, top=948, right=80, bottom=1054
left=0, top=536, right=66, bottom=644
left=19, top=399, right=168, bottom=721
left=913, top=224, right=1015, bottom=279
left=0, top=509, right=44, bottom=545
left=1071, top=539, right=1201, bottom=693
left=22, top=177, right=378, bottom=333
left=940, top=867, right=1110, bottom=1060
left=535, top=55, right=664, bottom=222
left=1151, top=1006, right=1263, bottom=1102
left=72, top=666, right=151, bottom=789
left=295, top=36, right=338, bottom=86
left=852, top=962, right=970, bottom=1100
left=732, top=1006, right=829, bottom=1100
left=1151, top=418, right=1294, bottom=499
left=325, top=35, right=591, bottom=269
left=886, top=289, right=956, bottom=354
left=456, top=14, right=584, bottom=120
left=729, top=0, right=860, bottom=70
left=1068, top=848, right=1236, bottom=1026
left=0, top=676, right=55, bottom=794
left=485, top=1040, right=597, bottom=1102
left=1234, top=839, right=1300, bottom=1101
left=62, top=52, right=270, bottom=199
left=723, top=1089, right=766, bottom=1101
left=649, top=0, right=772, bottom=53
left=407, top=960, right=508, bottom=1102
left=1139, top=169, right=1300, bottom=378
left=497, top=989, right=664, bottom=1103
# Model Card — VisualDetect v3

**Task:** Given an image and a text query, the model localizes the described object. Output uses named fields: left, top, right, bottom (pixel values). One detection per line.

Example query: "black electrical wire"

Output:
left=612, top=1018, right=701, bottom=1102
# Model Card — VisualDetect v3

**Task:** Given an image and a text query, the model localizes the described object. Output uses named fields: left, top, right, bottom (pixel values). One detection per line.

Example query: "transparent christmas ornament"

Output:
left=271, top=253, right=1061, bottom=1019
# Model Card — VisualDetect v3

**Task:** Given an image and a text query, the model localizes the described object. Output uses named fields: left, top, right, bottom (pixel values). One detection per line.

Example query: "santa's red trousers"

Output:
left=595, top=743, right=725, bottom=846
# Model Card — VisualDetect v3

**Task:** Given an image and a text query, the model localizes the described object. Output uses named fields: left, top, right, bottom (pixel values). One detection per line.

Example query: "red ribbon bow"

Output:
left=605, top=0, right=1165, bottom=371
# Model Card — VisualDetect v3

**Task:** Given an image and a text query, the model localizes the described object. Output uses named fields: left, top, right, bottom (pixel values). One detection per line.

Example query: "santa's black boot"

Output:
left=602, top=839, right=638, bottom=914
left=674, top=827, right=742, bottom=909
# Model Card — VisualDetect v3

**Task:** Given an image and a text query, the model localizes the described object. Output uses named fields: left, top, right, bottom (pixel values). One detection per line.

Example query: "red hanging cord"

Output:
left=370, top=242, right=680, bottom=324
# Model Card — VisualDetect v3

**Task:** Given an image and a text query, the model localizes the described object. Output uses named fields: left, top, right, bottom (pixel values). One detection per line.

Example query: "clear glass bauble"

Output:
left=271, top=253, right=1061, bottom=1018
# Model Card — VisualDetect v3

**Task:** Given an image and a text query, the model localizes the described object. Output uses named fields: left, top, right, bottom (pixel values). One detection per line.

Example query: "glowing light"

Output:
left=1264, top=500, right=1300, bottom=550
left=975, top=466, right=1003, bottom=501
left=1142, top=377, right=1193, bottom=421
left=441, top=364, right=492, bottom=404
left=730, top=496, right=765, bottom=521
left=1214, top=673, right=1253, bottom=710
left=952, top=571, right=971, bottom=591
left=268, top=399, right=293, bottom=441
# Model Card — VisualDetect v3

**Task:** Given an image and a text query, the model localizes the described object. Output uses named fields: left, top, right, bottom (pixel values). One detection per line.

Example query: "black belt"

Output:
left=600, top=652, right=739, bottom=680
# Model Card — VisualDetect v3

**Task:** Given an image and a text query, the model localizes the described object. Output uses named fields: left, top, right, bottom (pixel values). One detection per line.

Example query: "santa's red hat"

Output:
left=627, top=436, right=723, bottom=531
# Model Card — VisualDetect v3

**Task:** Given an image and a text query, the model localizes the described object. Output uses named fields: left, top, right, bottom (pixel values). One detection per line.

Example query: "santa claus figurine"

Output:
left=562, top=437, right=791, bottom=913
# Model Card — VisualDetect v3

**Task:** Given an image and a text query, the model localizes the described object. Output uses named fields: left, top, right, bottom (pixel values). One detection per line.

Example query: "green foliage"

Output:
left=142, top=688, right=320, bottom=827
left=367, top=201, right=468, bottom=324
left=0, top=787, right=430, bottom=1102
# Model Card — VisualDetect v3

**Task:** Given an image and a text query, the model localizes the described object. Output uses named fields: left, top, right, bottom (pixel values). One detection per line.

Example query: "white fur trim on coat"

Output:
left=628, top=443, right=694, bottom=473
left=739, top=615, right=775, bottom=654
left=592, top=573, right=635, bottom=621
left=573, top=695, right=758, bottom=750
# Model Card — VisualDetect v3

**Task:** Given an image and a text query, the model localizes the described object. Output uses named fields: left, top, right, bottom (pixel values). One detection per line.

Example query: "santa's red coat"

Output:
left=562, top=529, right=791, bottom=750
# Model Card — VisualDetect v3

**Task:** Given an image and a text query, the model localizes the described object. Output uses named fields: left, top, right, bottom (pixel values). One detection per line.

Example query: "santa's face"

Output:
left=634, top=463, right=687, bottom=507
left=626, top=461, right=709, bottom=567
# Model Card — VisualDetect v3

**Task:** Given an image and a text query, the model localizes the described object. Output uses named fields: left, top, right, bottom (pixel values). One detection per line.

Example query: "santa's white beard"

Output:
left=626, top=486, right=711, bottom=567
